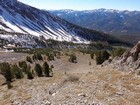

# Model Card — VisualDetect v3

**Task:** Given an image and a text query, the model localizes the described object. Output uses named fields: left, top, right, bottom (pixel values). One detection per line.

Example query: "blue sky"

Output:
left=18, top=0, right=140, bottom=11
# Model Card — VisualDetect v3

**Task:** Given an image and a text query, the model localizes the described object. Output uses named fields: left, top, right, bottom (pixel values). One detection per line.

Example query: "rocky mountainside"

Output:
left=50, top=9, right=140, bottom=42
left=120, top=41, right=140, bottom=71
left=104, top=41, right=140, bottom=73
left=0, top=0, right=127, bottom=47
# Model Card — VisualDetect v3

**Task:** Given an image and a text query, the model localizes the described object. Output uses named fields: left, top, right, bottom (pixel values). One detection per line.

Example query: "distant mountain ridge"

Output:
left=49, top=9, right=140, bottom=37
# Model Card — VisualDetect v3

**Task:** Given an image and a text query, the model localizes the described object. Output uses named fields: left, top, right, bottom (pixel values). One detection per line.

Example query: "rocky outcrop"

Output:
left=103, top=41, right=140, bottom=73
left=120, top=41, right=140, bottom=71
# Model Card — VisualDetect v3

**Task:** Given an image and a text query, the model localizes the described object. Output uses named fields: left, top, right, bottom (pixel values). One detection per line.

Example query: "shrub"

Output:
left=96, top=50, right=110, bottom=65
left=90, top=53, right=94, bottom=59
left=0, top=63, right=13, bottom=82
left=51, top=65, right=54, bottom=68
left=47, top=54, right=55, bottom=61
left=89, top=61, right=91, bottom=66
left=111, top=48, right=126, bottom=57
left=7, top=81, right=13, bottom=89
left=11, top=64, right=23, bottom=79
left=69, top=54, right=77, bottom=63
left=32, top=53, right=43, bottom=61
left=26, top=56, right=32, bottom=63
left=65, top=53, right=69, bottom=56
left=19, top=61, right=27, bottom=74
left=36, top=53, right=43, bottom=60
left=49, top=68, right=53, bottom=77
left=27, top=71, right=34, bottom=79
left=34, top=63, right=43, bottom=77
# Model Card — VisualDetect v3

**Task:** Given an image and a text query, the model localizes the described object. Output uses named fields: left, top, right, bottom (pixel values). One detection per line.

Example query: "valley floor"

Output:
left=0, top=52, right=140, bottom=105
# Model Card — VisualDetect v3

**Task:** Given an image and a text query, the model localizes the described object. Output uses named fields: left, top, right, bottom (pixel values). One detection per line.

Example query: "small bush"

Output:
left=51, top=65, right=54, bottom=68
left=26, top=56, right=32, bottom=63
left=89, top=61, right=91, bottom=66
left=47, top=54, right=55, bottom=61
left=65, top=53, right=69, bottom=56
left=111, top=48, right=126, bottom=57
left=49, top=68, right=53, bottom=77
left=7, top=81, right=13, bottom=89
left=69, top=54, right=77, bottom=63
left=27, top=70, right=34, bottom=79
left=90, top=53, right=94, bottom=59
left=96, top=50, right=110, bottom=65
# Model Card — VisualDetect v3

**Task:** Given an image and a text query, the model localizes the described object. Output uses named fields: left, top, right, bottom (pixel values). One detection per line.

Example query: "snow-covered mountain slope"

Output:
left=0, top=0, right=127, bottom=46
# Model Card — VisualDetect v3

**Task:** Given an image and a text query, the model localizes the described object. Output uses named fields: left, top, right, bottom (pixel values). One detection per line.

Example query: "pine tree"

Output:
left=32, top=53, right=43, bottom=61
left=11, top=64, right=23, bottom=79
left=101, top=50, right=110, bottom=61
left=26, top=65, right=34, bottom=79
left=96, top=50, right=110, bottom=64
left=34, top=63, right=43, bottom=77
left=43, top=62, right=50, bottom=77
left=96, top=51, right=102, bottom=64
left=0, top=63, right=13, bottom=82
left=19, top=61, right=27, bottom=74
